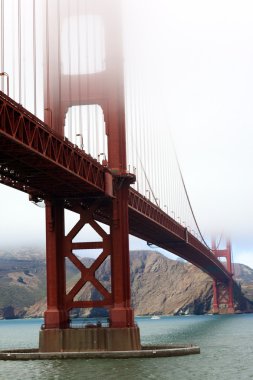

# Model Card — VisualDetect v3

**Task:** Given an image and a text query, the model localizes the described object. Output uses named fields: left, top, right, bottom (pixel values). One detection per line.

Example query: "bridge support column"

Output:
left=110, top=178, right=135, bottom=328
left=43, top=200, right=69, bottom=329
left=227, top=279, right=235, bottom=313
left=212, top=281, right=219, bottom=314
left=212, top=240, right=235, bottom=314
left=39, top=197, right=141, bottom=352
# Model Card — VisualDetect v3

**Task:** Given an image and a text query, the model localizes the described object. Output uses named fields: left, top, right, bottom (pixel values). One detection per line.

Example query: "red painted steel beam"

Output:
left=0, top=91, right=109, bottom=199
left=44, top=200, right=68, bottom=328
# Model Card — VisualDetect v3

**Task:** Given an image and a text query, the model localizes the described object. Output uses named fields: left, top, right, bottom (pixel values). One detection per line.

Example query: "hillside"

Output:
left=0, top=249, right=253, bottom=318
left=0, top=255, right=46, bottom=318
left=233, top=263, right=253, bottom=302
left=130, top=251, right=213, bottom=315
left=129, top=251, right=253, bottom=315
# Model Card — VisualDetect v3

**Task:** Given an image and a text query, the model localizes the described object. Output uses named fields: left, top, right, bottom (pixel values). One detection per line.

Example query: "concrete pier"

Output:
left=0, top=344, right=200, bottom=360
left=39, top=327, right=141, bottom=352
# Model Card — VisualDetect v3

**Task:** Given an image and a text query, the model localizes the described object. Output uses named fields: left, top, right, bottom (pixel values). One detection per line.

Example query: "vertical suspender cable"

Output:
left=57, top=0, right=62, bottom=134
left=141, top=78, right=148, bottom=195
left=67, top=0, right=72, bottom=139
left=129, top=68, right=135, bottom=184
left=133, top=71, right=138, bottom=189
left=125, top=65, right=134, bottom=174
left=102, top=11, right=106, bottom=157
left=130, top=68, right=135, bottom=175
left=149, top=102, right=154, bottom=200
left=45, top=0, right=50, bottom=120
left=136, top=74, right=142, bottom=193
left=138, top=74, right=144, bottom=193
left=33, top=0, right=37, bottom=115
left=18, top=0, right=21, bottom=103
left=22, top=4, right=26, bottom=107
left=165, top=144, right=170, bottom=214
left=138, top=73, right=143, bottom=193
left=95, top=15, right=100, bottom=157
left=149, top=97, right=154, bottom=200
left=156, top=108, right=160, bottom=204
left=130, top=69, right=135, bottom=176
left=95, top=105, right=99, bottom=158
left=158, top=117, right=162, bottom=205
left=77, top=0, right=82, bottom=146
left=86, top=4, right=90, bottom=153
left=0, top=0, right=4, bottom=90
left=12, top=0, right=15, bottom=98
left=92, top=13, right=97, bottom=157
left=73, top=108, right=77, bottom=146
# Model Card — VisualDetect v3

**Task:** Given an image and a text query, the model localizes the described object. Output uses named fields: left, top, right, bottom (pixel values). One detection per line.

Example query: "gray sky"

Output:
left=163, top=0, right=253, bottom=266
left=1, top=0, right=253, bottom=267
left=126, top=0, right=253, bottom=265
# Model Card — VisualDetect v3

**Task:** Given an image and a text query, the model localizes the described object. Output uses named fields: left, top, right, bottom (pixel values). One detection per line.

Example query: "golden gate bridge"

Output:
left=0, top=0, right=235, bottom=351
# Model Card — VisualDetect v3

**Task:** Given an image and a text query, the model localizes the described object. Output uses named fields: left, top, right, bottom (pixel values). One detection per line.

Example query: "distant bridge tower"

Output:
left=212, top=240, right=235, bottom=314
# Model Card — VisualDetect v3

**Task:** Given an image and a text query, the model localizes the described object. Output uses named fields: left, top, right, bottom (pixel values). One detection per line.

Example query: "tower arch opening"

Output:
left=64, top=104, right=108, bottom=162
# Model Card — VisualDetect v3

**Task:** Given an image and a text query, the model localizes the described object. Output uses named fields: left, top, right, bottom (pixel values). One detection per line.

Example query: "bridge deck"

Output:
left=0, top=91, right=232, bottom=283
left=128, top=188, right=230, bottom=281
left=0, top=92, right=106, bottom=199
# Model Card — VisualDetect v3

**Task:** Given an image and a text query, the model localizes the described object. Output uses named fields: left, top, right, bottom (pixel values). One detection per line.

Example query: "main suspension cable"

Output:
left=169, top=130, right=211, bottom=249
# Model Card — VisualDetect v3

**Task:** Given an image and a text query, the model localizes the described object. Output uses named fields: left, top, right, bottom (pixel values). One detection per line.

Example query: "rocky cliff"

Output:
left=130, top=251, right=213, bottom=315
left=0, top=249, right=253, bottom=318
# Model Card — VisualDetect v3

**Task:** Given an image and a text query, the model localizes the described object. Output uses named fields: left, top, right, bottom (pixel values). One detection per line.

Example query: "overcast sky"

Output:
left=1, top=0, right=253, bottom=268
left=165, top=0, right=253, bottom=266
left=125, top=0, right=253, bottom=266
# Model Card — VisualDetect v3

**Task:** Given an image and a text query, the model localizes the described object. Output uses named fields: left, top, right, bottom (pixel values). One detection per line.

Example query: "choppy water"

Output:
left=0, top=314, right=253, bottom=379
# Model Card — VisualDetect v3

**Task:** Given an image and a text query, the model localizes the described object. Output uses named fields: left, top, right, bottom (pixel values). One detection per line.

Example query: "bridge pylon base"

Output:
left=39, top=326, right=141, bottom=352
left=212, top=306, right=219, bottom=315
left=227, top=307, right=235, bottom=314
left=212, top=279, right=235, bottom=315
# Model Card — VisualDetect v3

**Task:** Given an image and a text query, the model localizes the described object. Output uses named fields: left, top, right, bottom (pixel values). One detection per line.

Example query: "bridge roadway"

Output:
left=0, top=91, right=232, bottom=283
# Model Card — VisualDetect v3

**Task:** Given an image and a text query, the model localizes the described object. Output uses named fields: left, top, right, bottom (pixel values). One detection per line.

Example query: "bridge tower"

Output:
left=39, top=0, right=140, bottom=352
left=212, top=240, right=235, bottom=314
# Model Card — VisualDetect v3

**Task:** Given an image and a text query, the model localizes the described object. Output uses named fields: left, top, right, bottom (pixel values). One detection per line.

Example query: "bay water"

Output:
left=0, top=314, right=253, bottom=379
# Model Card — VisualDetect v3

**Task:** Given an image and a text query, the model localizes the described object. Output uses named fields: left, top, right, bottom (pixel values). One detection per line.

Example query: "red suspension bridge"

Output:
left=0, top=0, right=234, bottom=351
